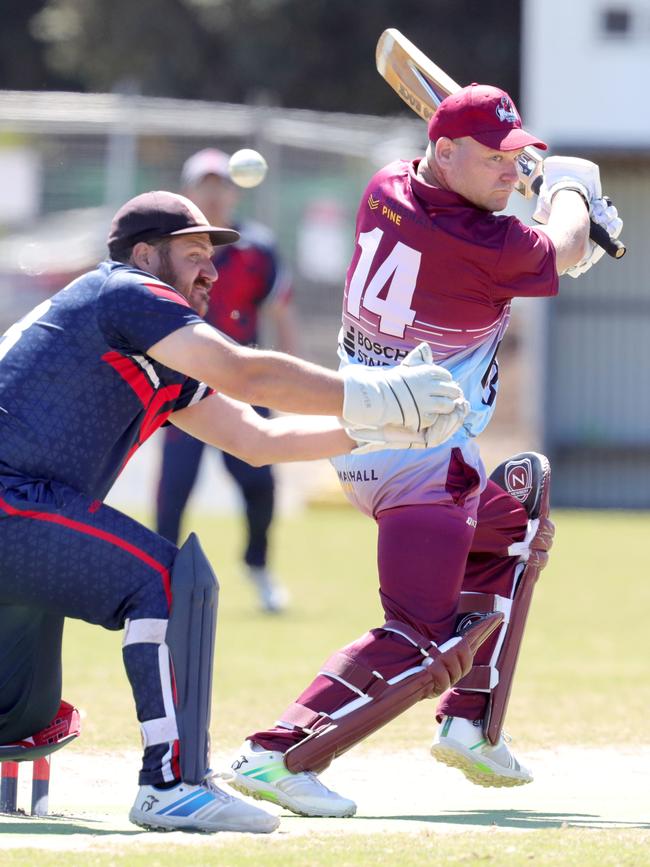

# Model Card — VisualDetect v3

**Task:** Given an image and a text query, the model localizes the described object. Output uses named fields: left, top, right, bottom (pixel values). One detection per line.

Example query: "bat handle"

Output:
left=589, top=220, right=626, bottom=259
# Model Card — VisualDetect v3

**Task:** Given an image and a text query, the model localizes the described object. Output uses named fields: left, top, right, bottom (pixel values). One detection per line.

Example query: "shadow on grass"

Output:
left=0, top=814, right=141, bottom=836
left=358, top=810, right=650, bottom=830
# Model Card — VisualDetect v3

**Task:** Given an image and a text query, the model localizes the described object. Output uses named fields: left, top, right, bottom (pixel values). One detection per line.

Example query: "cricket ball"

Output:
left=228, top=149, right=268, bottom=188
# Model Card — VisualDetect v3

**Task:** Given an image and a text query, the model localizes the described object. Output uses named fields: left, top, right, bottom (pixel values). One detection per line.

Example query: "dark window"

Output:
left=602, top=8, right=632, bottom=35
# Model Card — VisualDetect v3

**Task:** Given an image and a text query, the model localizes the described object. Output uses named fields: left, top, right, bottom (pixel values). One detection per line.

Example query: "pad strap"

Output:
left=321, top=652, right=388, bottom=699
left=454, top=665, right=498, bottom=691
left=277, top=703, right=331, bottom=733
left=457, top=592, right=512, bottom=620
left=508, top=518, right=540, bottom=560
left=454, top=592, right=511, bottom=693
left=141, top=715, right=179, bottom=747
left=381, top=619, right=439, bottom=658
left=277, top=620, right=434, bottom=733
left=123, top=617, right=167, bottom=646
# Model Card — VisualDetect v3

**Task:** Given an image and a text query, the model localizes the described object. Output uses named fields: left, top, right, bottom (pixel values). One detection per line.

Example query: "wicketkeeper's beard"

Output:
left=155, top=244, right=181, bottom=293
left=155, top=244, right=212, bottom=311
left=157, top=245, right=200, bottom=305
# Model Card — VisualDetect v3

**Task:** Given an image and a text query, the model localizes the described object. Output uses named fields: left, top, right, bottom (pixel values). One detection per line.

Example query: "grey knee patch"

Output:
left=166, top=533, right=219, bottom=784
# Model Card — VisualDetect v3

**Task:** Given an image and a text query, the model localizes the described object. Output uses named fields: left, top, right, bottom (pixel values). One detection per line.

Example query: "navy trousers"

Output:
left=156, top=419, right=274, bottom=568
left=0, top=470, right=180, bottom=785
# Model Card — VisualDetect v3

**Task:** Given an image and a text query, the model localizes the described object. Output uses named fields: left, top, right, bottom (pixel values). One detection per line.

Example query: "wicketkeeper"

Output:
left=0, top=190, right=472, bottom=832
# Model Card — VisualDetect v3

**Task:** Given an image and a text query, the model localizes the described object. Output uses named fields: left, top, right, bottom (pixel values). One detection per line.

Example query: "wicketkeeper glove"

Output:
left=341, top=342, right=465, bottom=432
left=532, top=156, right=602, bottom=225
left=564, top=196, right=624, bottom=278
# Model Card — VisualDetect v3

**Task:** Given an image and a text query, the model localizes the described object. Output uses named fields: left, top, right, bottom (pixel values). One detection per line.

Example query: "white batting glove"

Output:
left=532, top=156, right=602, bottom=225
left=341, top=342, right=464, bottom=432
left=565, top=196, right=624, bottom=279
left=348, top=398, right=470, bottom=454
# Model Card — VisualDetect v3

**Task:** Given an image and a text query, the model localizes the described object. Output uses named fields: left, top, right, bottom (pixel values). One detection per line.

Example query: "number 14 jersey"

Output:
left=338, top=159, right=559, bottom=439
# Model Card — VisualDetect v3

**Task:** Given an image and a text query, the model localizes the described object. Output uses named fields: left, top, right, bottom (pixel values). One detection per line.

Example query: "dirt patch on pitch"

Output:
left=1, top=746, right=648, bottom=852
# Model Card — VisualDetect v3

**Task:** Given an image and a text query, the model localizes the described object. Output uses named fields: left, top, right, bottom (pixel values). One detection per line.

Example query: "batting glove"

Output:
left=532, top=156, right=602, bottom=225
left=347, top=397, right=470, bottom=454
left=565, top=196, right=624, bottom=278
left=341, top=342, right=464, bottom=432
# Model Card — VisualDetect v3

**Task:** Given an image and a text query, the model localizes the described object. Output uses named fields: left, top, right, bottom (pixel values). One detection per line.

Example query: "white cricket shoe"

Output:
left=247, top=566, right=289, bottom=613
left=431, top=715, right=533, bottom=788
left=129, top=774, right=279, bottom=833
left=225, top=740, right=356, bottom=818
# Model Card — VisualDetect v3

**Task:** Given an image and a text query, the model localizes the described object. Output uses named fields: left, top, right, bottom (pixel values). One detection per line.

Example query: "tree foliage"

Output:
left=4, top=0, right=521, bottom=112
left=0, top=0, right=73, bottom=90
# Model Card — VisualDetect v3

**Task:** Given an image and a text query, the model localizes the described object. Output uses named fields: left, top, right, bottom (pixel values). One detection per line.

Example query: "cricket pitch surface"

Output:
left=1, top=746, right=648, bottom=851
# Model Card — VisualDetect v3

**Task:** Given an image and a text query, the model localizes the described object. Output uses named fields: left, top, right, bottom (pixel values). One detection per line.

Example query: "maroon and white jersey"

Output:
left=332, top=159, right=558, bottom=517
left=339, top=158, right=558, bottom=437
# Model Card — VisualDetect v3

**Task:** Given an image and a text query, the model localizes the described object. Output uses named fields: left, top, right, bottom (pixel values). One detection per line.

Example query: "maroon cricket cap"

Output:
left=427, top=83, right=547, bottom=151
left=107, top=190, right=239, bottom=255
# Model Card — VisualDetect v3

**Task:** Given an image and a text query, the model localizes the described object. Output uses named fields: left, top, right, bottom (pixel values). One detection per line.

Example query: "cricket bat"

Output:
left=376, top=28, right=625, bottom=259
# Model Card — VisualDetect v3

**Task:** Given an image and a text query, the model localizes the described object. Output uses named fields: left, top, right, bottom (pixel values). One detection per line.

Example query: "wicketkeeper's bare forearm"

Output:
left=218, top=347, right=345, bottom=416
left=241, top=415, right=354, bottom=465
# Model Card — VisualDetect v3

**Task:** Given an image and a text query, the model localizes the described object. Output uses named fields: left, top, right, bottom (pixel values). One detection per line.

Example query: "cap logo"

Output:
left=495, top=96, right=518, bottom=124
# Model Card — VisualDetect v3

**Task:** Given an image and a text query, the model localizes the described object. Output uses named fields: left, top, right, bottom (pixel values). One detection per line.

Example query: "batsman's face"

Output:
left=444, top=137, right=523, bottom=212
left=152, top=234, right=217, bottom=314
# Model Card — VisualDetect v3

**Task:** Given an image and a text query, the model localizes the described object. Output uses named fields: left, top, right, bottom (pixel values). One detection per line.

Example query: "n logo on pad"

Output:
left=504, top=458, right=532, bottom=502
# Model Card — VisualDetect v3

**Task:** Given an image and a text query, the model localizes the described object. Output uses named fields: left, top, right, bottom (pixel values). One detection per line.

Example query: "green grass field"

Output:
left=61, top=505, right=650, bottom=753
left=4, top=504, right=650, bottom=864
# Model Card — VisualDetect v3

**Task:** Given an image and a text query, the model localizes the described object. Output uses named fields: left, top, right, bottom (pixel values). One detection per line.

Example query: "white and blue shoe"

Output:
left=129, top=774, right=279, bottom=833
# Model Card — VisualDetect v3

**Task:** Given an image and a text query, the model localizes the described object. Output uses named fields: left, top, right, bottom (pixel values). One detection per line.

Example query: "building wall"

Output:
left=523, top=0, right=650, bottom=147
left=522, top=0, right=650, bottom=506
left=545, top=159, right=650, bottom=505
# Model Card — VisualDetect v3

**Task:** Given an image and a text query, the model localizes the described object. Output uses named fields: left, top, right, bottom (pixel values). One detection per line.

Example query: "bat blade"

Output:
left=376, top=29, right=456, bottom=122
left=375, top=28, right=626, bottom=259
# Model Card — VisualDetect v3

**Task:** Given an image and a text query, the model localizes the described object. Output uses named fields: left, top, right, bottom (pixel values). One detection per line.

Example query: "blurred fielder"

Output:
left=227, top=83, right=623, bottom=817
left=156, top=149, right=299, bottom=613
left=0, top=190, right=469, bottom=832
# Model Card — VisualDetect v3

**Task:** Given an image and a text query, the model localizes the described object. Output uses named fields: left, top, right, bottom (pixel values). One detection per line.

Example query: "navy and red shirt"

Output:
left=207, top=221, right=291, bottom=346
left=0, top=260, right=210, bottom=500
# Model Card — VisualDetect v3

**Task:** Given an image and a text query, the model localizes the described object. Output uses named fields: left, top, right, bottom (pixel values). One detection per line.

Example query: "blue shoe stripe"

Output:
left=156, top=789, right=198, bottom=815
left=165, top=791, right=214, bottom=817
left=157, top=790, right=211, bottom=816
